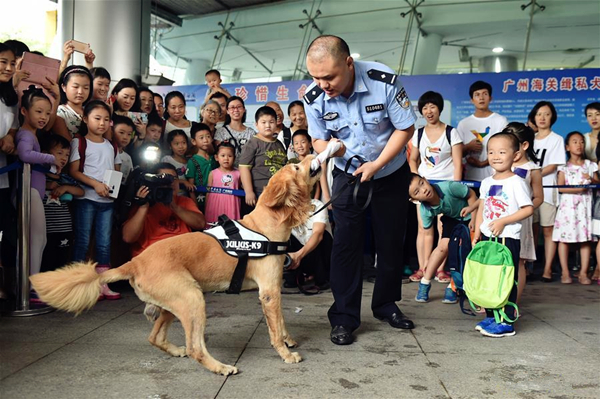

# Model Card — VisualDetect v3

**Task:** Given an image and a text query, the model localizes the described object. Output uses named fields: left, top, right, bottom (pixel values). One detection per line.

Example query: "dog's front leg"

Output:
left=259, top=290, right=302, bottom=364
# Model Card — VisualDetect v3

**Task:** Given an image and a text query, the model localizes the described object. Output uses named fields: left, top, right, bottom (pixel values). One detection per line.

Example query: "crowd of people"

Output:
left=0, top=37, right=598, bottom=335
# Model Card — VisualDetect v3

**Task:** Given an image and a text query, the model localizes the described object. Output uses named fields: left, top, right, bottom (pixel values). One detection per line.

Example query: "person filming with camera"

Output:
left=122, top=162, right=205, bottom=257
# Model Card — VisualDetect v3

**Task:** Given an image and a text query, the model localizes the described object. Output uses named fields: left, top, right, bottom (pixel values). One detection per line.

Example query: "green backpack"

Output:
left=463, top=238, right=519, bottom=323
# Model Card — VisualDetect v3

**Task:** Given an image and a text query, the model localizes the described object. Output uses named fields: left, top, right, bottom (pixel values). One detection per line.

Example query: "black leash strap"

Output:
left=313, top=155, right=373, bottom=215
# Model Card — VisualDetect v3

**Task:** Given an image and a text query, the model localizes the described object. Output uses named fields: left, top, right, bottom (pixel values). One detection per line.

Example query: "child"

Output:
left=162, top=129, right=195, bottom=196
left=290, top=129, right=328, bottom=200
left=552, top=131, right=598, bottom=285
left=53, top=65, right=94, bottom=140
left=409, top=90, right=463, bottom=283
left=90, top=67, right=111, bottom=103
left=132, top=113, right=164, bottom=165
left=203, top=69, right=231, bottom=103
left=457, top=81, right=508, bottom=182
left=69, top=100, right=122, bottom=300
left=502, top=122, right=543, bottom=303
left=111, top=115, right=135, bottom=183
left=205, top=142, right=241, bottom=223
left=472, top=132, right=534, bottom=337
left=214, top=96, right=255, bottom=167
left=40, top=134, right=84, bottom=273
left=15, top=88, right=63, bottom=300
left=186, top=122, right=216, bottom=210
left=409, top=174, right=478, bottom=303
left=531, top=101, right=566, bottom=282
left=239, top=106, right=287, bottom=207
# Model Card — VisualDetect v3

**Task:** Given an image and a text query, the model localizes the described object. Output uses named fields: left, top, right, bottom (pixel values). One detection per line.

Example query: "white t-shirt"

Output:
left=533, top=132, right=566, bottom=206
left=411, top=126, right=462, bottom=180
left=479, top=174, right=533, bottom=239
left=0, top=100, right=18, bottom=189
left=164, top=120, right=192, bottom=140
left=70, top=138, right=122, bottom=203
left=512, top=160, right=540, bottom=186
left=291, top=199, right=333, bottom=245
left=457, top=113, right=508, bottom=182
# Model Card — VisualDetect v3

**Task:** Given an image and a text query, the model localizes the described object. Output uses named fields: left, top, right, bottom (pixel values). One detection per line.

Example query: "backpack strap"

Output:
left=224, top=126, right=240, bottom=154
left=77, top=135, right=87, bottom=173
left=283, top=127, right=291, bottom=150
left=445, top=124, right=453, bottom=146
left=417, top=127, right=424, bottom=151
left=191, top=156, right=204, bottom=186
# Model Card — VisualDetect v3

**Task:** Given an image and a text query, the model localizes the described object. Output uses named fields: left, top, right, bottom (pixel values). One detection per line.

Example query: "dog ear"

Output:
left=260, top=168, right=292, bottom=208
left=260, top=165, right=312, bottom=227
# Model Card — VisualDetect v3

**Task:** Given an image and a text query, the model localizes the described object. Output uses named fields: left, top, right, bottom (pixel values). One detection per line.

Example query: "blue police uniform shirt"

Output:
left=304, top=60, right=417, bottom=179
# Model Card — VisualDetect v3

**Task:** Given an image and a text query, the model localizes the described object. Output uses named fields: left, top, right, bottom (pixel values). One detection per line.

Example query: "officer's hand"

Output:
left=353, top=161, right=379, bottom=182
left=332, top=139, right=346, bottom=158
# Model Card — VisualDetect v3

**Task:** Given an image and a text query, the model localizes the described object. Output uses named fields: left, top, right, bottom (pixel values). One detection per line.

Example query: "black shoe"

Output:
left=374, top=311, right=415, bottom=329
left=540, top=277, right=553, bottom=283
left=330, top=325, right=354, bottom=345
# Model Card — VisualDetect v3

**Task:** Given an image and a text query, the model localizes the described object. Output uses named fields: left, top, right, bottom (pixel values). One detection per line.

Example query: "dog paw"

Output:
left=284, top=337, right=298, bottom=348
left=172, top=346, right=187, bottom=357
left=283, top=352, right=302, bottom=363
left=218, top=364, right=239, bottom=376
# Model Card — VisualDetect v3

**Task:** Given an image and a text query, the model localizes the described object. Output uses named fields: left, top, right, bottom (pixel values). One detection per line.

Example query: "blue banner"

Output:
left=152, top=68, right=600, bottom=138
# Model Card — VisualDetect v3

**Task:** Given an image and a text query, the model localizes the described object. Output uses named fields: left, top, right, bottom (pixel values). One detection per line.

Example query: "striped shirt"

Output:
left=43, top=174, right=80, bottom=234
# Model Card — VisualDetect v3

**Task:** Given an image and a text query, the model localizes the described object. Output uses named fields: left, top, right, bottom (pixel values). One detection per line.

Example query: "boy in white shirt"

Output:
left=457, top=81, right=508, bottom=182
left=472, top=132, right=534, bottom=338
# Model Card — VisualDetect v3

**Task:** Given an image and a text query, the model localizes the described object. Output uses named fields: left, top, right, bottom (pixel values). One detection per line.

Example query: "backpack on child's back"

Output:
left=446, top=222, right=474, bottom=316
left=463, top=238, right=519, bottom=323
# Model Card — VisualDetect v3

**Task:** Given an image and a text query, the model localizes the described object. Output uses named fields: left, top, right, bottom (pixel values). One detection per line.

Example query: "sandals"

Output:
left=579, top=276, right=592, bottom=285
left=409, top=270, right=424, bottom=282
left=561, top=275, right=573, bottom=284
left=435, top=270, right=451, bottom=284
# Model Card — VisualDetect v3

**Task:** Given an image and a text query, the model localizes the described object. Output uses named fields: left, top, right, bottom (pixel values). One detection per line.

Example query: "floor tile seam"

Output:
left=407, top=329, right=453, bottom=398
left=0, top=306, right=137, bottom=382
left=214, top=315, right=265, bottom=398
left=524, top=311, right=588, bottom=346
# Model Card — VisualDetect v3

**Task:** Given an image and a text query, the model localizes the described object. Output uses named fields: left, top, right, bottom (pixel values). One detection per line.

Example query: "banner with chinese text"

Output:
left=152, top=68, right=600, bottom=137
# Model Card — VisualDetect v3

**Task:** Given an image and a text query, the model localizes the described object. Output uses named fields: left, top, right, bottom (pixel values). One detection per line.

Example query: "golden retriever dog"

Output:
left=30, top=156, right=320, bottom=376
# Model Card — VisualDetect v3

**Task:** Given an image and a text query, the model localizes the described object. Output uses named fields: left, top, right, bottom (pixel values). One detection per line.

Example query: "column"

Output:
left=410, top=33, right=442, bottom=75
left=58, top=0, right=151, bottom=82
left=182, top=59, right=212, bottom=85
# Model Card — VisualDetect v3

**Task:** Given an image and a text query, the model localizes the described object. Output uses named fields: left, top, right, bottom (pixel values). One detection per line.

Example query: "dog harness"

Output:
left=203, top=215, right=290, bottom=294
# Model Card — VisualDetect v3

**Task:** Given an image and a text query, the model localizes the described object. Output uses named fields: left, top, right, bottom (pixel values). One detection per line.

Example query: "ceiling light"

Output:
left=492, top=47, right=504, bottom=54
left=351, top=53, right=360, bottom=59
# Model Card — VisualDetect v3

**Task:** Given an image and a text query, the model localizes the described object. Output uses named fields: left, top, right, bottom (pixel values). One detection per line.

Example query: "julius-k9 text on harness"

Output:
left=203, top=215, right=290, bottom=294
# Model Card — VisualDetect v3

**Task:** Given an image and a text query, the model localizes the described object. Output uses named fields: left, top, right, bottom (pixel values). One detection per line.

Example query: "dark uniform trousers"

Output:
left=328, top=161, right=410, bottom=330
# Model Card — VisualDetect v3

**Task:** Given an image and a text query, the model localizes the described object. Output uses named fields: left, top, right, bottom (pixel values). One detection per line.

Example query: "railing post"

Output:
left=4, top=163, right=53, bottom=316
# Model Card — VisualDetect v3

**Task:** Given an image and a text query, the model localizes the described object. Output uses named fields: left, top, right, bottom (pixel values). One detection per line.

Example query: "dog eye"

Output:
left=294, top=165, right=299, bottom=171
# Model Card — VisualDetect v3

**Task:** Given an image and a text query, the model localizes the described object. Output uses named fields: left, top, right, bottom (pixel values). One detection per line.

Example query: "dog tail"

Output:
left=30, top=261, right=133, bottom=316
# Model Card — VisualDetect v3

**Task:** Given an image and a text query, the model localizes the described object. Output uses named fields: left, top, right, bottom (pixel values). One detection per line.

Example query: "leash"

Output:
left=313, top=155, right=374, bottom=216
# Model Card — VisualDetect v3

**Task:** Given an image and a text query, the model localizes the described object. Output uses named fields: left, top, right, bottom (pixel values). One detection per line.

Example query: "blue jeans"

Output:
left=72, top=199, right=114, bottom=265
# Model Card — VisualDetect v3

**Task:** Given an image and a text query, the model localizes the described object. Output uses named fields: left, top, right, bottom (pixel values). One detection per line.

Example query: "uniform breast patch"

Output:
left=365, top=104, right=384, bottom=113
left=322, top=112, right=339, bottom=121
left=395, top=88, right=410, bottom=109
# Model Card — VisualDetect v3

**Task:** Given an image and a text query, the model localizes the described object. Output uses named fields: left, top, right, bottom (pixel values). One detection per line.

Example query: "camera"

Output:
left=133, top=172, right=174, bottom=206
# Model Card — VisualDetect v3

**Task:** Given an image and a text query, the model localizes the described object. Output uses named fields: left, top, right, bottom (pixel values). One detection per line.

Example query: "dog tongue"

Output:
left=311, top=140, right=342, bottom=171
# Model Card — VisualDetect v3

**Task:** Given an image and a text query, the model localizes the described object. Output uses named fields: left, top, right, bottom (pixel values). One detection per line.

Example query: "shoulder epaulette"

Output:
left=367, top=69, right=397, bottom=85
left=303, top=86, right=324, bottom=104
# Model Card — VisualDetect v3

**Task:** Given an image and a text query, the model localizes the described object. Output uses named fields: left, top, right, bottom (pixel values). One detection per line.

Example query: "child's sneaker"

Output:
left=475, top=317, right=495, bottom=331
left=30, top=290, right=45, bottom=305
left=415, top=282, right=431, bottom=302
left=480, top=321, right=516, bottom=338
left=441, top=287, right=457, bottom=304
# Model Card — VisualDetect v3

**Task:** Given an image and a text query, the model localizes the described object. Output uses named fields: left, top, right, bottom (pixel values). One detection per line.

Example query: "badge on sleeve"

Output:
left=365, top=104, right=384, bottom=113
left=322, top=112, right=339, bottom=121
left=395, top=88, right=410, bottom=109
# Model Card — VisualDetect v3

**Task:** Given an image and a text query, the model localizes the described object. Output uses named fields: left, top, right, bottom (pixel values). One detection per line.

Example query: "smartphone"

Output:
left=17, top=52, right=61, bottom=104
left=128, top=112, right=148, bottom=125
left=71, top=40, right=90, bottom=54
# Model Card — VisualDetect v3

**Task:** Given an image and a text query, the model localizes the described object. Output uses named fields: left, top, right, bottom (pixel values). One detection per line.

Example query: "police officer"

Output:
left=304, top=35, right=416, bottom=345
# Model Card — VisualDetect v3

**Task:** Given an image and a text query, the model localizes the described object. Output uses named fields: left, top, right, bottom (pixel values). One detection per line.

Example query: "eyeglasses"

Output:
left=204, top=109, right=219, bottom=115
left=228, top=106, right=244, bottom=111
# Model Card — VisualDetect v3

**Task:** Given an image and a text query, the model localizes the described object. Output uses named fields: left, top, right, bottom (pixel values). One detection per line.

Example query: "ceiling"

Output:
left=150, top=0, right=600, bottom=84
